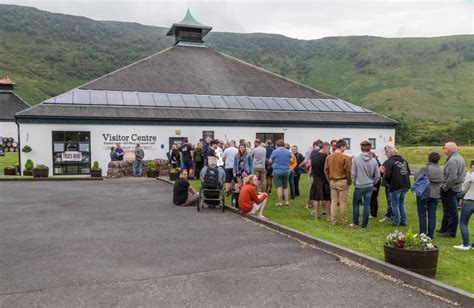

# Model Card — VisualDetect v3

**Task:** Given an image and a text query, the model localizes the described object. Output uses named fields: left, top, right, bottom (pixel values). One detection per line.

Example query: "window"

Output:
left=369, top=138, right=376, bottom=149
left=343, top=138, right=351, bottom=150
left=203, top=131, right=214, bottom=140
left=256, top=133, right=285, bottom=146
left=52, top=131, right=91, bottom=175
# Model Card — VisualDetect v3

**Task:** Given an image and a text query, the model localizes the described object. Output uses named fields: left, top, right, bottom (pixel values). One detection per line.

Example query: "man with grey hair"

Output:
left=382, top=145, right=411, bottom=226
left=439, top=142, right=465, bottom=238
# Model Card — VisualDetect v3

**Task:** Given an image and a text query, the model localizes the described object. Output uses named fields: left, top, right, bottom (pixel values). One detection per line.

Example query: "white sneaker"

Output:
left=379, top=217, right=391, bottom=223
left=453, top=244, right=471, bottom=251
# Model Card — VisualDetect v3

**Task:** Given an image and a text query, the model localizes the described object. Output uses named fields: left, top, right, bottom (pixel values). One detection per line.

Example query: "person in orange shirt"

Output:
left=238, top=174, right=268, bottom=219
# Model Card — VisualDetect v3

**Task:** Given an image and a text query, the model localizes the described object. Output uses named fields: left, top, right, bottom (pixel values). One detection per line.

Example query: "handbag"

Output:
left=411, top=164, right=430, bottom=200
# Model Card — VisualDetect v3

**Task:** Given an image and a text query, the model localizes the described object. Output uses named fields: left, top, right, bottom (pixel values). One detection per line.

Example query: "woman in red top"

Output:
left=238, top=174, right=268, bottom=219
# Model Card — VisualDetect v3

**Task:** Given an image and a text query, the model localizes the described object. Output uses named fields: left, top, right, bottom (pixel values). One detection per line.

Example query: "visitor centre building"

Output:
left=15, top=10, right=397, bottom=176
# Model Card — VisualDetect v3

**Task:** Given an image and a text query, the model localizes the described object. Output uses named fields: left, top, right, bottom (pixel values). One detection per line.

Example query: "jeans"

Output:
left=416, top=197, right=438, bottom=239
left=352, top=186, right=373, bottom=228
left=289, top=171, right=296, bottom=199
left=460, top=201, right=474, bottom=246
left=133, top=160, right=143, bottom=176
left=389, top=189, right=407, bottom=226
left=440, top=189, right=459, bottom=236
left=384, top=187, right=393, bottom=219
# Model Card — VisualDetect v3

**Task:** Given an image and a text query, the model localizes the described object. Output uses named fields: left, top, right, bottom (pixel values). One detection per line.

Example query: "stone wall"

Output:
left=106, top=159, right=170, bottom=178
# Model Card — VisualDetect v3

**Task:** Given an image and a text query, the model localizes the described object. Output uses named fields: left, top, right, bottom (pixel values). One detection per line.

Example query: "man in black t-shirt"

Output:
left=179, top=138, right=195, bottom=178
left=173, top=169, right=199, bottom=206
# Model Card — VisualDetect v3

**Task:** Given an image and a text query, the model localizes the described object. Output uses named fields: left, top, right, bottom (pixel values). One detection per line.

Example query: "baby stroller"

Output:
left=197, top=165, right=225, bottom=212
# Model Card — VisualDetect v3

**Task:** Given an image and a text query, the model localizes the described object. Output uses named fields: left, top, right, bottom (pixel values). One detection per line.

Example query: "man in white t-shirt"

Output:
left=222, top=140, right=238, bottom=195
left=216, top=140, right=225, bottom=168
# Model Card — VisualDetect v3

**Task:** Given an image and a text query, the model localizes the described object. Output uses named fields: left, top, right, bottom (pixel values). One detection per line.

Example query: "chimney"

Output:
left=166, top=9, right=212, bottom=46
left=0, top=76, right=15, bottom=91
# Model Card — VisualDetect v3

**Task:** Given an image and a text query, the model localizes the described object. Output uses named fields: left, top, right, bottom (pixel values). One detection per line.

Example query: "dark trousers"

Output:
left=195, top=161, right=204, bottom=178
left=416, top=197, right=438, bottom=239
left=370, top=180, right=381, bottom=217
left=440, top=189, right=459, bottom=236
left=289, top=172, right=296, bottom=199
left=294, top=173, right=301, bottom=196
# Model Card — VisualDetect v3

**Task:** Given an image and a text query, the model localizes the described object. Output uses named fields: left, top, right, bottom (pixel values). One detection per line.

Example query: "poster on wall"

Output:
left=62, top=151, right=82, bottom=162
left=203, top=131, right=214, bottom=140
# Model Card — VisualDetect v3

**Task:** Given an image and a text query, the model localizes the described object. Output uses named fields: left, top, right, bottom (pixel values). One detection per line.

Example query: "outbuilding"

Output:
left=16, top=10, right=397, bottom=176
left=0, top=77, right=29, bottom=155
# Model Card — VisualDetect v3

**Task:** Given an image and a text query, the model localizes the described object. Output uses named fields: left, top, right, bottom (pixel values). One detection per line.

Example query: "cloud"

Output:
left=1, top=0, right=473, bottom=39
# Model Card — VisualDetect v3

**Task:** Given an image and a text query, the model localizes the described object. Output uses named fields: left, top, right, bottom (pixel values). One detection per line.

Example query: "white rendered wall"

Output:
left=19, top=123, right=396, bottom=176
left=0, top=121, right=18, bottom=139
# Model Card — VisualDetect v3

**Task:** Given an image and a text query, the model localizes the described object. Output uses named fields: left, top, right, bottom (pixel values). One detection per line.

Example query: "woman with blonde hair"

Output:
left=238, top=174, right=268, bottom=218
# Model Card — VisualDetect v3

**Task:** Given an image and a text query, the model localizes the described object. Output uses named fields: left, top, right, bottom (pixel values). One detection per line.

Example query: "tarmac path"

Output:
left=0, top=180, right=453, bottom=307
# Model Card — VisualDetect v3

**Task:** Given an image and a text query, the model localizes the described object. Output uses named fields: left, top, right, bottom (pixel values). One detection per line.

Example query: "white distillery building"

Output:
left=16, top=10, right=397, bottom=176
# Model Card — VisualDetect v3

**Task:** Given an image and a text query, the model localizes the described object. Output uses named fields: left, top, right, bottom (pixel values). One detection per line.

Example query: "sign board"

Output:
left=102, top=133, right=157, bottom=150
left=62, top=151, right=82, bottom=162
left=0, top=137, right=3, bottom=156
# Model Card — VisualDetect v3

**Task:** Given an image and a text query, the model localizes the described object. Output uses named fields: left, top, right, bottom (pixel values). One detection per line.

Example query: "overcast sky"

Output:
left=1, top=0, right=473, bottom=39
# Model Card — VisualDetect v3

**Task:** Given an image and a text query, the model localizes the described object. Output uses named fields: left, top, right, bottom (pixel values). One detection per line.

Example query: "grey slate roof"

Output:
left=80, top=45, right=334, bottom=99
left=0, top=91, right=29, bottom=121
left=16, top=104, right=397, bottom=127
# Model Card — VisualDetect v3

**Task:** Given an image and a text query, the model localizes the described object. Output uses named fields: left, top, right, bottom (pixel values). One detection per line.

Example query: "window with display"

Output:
left=52, top=131, right=91, bottom=175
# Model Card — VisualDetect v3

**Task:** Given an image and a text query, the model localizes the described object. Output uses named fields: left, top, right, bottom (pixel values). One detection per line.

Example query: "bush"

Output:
left=34, top=164, right=48, bottom=170
left=4, top=165, right=16, bottom=170
left=22, top=145, right=32, bottom=153
left=148, top=161, right=157, bottom=171
left=91, top=161, right=100, bottom=171
left=24, top=159, right=34, bottom=171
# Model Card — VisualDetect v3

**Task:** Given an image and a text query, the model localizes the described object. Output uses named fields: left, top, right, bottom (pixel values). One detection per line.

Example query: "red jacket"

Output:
left=238, top=183, right=266, bottom=214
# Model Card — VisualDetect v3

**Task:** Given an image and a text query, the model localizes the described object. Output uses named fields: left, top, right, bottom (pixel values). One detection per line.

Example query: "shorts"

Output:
left=273, top=172, right=289, bottom=189
left=225, top=168, right=235, bottom=183
left=242, top=202, right=262, bottom=215
left=181, top=160, right=194, bottom=170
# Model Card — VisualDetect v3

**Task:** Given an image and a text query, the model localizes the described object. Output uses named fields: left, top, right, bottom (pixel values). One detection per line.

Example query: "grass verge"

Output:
left=190, top=175, right=474, bottom=293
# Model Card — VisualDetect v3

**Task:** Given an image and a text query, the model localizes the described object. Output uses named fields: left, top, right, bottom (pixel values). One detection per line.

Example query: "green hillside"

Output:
left=1, top=4, right=473, bottom=144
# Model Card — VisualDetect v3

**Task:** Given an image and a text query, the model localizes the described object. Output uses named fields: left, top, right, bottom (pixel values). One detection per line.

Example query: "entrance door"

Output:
left=169, top=137, right=187, bottom=150
left=256, top=133, right=284, bottom=146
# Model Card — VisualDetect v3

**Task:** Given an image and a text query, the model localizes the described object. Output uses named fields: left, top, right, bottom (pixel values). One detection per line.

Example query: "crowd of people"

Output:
left=168, top=137, right=472, bottom=251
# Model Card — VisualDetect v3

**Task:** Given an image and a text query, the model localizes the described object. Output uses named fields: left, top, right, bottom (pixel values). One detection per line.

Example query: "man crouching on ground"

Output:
left=173, top=169, right=200, bottom=206
left=238, top=174, right=268, bottom=219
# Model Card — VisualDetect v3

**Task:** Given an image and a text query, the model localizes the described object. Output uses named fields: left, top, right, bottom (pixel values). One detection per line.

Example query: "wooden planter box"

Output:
left=384, top=244, right=439, bottom=278
left=23, top=170, right=33, bottom=176
left=147, top=170, right=159, bottom=178
left=33, top=168, right=49, bottom=178
left=169, top=172, right=179, bottom=181
left=3, top=168, right=16, bottom=176
left=91, top=169, right=102, bottom=178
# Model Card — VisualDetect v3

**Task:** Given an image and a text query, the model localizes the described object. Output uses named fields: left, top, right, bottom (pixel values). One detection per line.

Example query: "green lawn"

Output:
left=399, top=146, right=474, bottom=169
left=190, top=175, right=474, bottom=293
left=0, top=152, right=19, bottom=175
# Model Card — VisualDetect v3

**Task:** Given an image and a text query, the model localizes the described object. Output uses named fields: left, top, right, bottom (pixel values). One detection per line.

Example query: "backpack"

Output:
left=203, top=166, right=220, bottom=189
left=411, top=165, right=430, bottom=199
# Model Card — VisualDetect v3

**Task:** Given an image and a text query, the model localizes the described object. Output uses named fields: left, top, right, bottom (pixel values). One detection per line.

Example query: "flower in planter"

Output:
left=385, top=229, right=436, bottom=251
left=24, top=159, right=34, bottom=171
left=91, top=161, right=101, bottom=171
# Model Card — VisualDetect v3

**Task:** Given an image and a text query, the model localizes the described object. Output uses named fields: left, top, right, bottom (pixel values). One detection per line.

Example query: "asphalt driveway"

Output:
left=0, top=180, right=452, bottom=307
